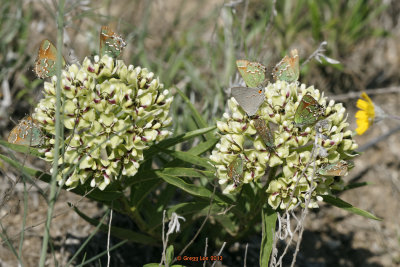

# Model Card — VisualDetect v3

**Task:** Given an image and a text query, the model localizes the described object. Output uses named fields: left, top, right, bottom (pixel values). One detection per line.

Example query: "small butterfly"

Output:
left=228, top=156, right=244, bottom=186
left=318, top=160, right=350, bottom=176
left=8, top=116, right=44, bottom=146
left=34, top=39, right=66, bottom=79
left=273, top=49, right=299, bottom=83
left=100, top=26, right=127, bottom=58
left=236, top=60, right=267, bottom=88
left=231, top=87, right=265, bottom=117
left=294, top=93, right=325, bottom=128
left=253, top=118, right=275, bottom=152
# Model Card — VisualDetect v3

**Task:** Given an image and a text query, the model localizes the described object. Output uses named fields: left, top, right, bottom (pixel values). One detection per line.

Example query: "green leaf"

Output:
left=309, top=0, right=322, bottom=40
left=175, top=87, right=214, bottom=140
left=162, top=167, right=214, bottom=179
left=167, top=202, right=212, bottom=217
left=186, top=137, right=219, bottom=155
left=166, top=201, right=233, bottom=224
left=73, top=205, right=158, bottom=245
left=0, top=139, right=43, bottom=157
left=129, top=179, right=162, bottom=206
left=343, top=181, right=371, bottom=191
left=164, top=137, right=219, bottom=169
left=157, top=147, right=213, bottom=170
left=322, top=195, right=382, bottom=221
left=260, top=205, right=277, bottom=267
left=166, top=245, right=174, bottom=266
left=155, top=171, right=232, bottom=204
left=144, top=126, right=216, bottom=159
left=215, top=213, right=239, bottom=235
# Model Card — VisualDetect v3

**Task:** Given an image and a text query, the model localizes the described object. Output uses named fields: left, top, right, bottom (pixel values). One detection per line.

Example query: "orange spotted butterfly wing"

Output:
left=318, top=160, right=350, bottom=176
left=34, top=39, right=65, bottom=79
left=8, top=116, right=44, bottom=146
left=273, top=49, right=299, bottom=83
left=236, top=60, right=267, bottom=88
left=100, top=26, right=127, bottom=58
left=228, top=156, right=244, bottom=186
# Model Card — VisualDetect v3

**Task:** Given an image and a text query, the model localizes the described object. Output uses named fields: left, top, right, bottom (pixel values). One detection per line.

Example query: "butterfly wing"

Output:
left=294, top=94, right=325, bottom=127
left=8, top=116, right=43, bottom=146
left=34, top=39, right=66, bottom=79
left=100, top=26, right=127, bottom=58
left=236, top=60, right=266, bottom=88
left=228, top=156, right=244, bottom=185
left=318, top=160, right=349, bottom=176
left=273, top=49, right=299, bottom=83
left=253, top=118, right=275, bottom=151
left=231, top=87, right=265, bottom=117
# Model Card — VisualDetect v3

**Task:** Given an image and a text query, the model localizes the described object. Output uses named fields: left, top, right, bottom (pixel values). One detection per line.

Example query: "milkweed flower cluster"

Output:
left=33, top=55, right=173, bottom=190
left=210, top=81, right=358, bottom=210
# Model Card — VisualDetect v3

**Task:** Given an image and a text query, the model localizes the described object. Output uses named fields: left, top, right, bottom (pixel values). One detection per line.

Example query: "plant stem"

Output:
left=387, top=114, right=400, bottom=121
left=39, top=1, right=65, bottom=266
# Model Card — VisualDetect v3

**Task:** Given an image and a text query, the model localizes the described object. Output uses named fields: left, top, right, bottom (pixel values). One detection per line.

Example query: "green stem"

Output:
left=39, top=1, right=65, bottom=266
left=119, top=197, right=153, bottom=236
left=18, top=180, right=28, bottom=266
left=237, top=167, right=277, bottom=238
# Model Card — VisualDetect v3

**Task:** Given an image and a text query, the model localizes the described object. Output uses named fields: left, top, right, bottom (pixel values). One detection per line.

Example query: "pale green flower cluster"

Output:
left=210, top=81, right=358, bottom=210
left=33, top=55, right=173, bottom=190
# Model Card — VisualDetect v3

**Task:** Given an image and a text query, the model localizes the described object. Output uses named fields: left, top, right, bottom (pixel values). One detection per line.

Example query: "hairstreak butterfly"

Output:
left=318, top=160, right=350, bottom=176
left=236, top=60, right=267, bottom=88
left=273, top=49, right=299, bottom=83
left=228, top=155, right=244, bottom=186
left=100, top=26, right=126, bottom=58
left=8, top=116, right=44, bottom=146
left=34, top=39, right=66, bottom=79
left=294, top=93, right=325, bottom=127
left=253, top=118, right=275, bottom=152
left=231, top=87, right=265, bottom=117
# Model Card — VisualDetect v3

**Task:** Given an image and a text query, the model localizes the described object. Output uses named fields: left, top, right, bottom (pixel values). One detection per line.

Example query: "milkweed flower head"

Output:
left=210, top=81, right=358, bottom=210
left=33, top=55, right=173, bottom=190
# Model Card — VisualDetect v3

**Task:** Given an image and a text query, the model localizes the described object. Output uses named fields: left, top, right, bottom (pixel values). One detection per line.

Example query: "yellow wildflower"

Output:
left=355, top=92, right=375, bottom=135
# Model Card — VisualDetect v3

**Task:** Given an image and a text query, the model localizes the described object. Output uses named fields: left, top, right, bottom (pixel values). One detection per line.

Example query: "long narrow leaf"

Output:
left=156, top=147, right=213, bottom=170
left=175, top=87, right=214, bottom=140
left=155, top=171, right=231, bottom=204
left=322, top=195, right=381, bottom=221
left=162, top=167, right=214, bottom=179
left=260, top=206, right=277, bottom=267
left=144, top=126, right=215, bottom=159
left=0, top=140, right=42, bottom=157
left=187, top=137, right=219, bottom=155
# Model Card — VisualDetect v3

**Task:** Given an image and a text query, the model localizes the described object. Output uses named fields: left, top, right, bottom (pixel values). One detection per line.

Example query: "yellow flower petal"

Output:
left=355, top=110, right=368, bottom=120
left=361, top=92, right=372, bottom=103
left=356, top=99, right=369, bottom=111
left=354, top=92, right=375, bottom=135
left=355, top=118, right=369, bottom=134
